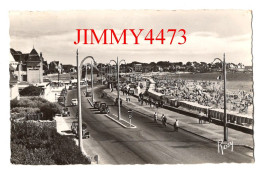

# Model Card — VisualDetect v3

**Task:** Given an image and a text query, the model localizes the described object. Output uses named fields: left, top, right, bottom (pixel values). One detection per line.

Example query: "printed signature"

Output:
left=218, top=140, right=233, bottom=155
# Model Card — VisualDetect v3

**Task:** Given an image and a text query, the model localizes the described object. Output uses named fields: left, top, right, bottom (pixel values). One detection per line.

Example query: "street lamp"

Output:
left=90, top=61, right=94, bottom=103
left=76, top=50, right=97, bottom=153
left=84, top=63, right=91, bottom=97
left=212, top=53, right=228, bottom=142
left=99, top=63, right=104, bottom=85
left=109, top=57, right=126, bottom=120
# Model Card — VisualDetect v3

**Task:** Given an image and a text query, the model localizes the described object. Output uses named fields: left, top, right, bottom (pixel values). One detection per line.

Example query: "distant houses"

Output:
left=10, top=48, right=46, bottom=83
left=9, top=53, right=19, bottom=100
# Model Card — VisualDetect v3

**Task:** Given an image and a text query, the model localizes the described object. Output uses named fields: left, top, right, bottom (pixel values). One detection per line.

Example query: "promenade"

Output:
left=104, top=89, right=254, bottom=149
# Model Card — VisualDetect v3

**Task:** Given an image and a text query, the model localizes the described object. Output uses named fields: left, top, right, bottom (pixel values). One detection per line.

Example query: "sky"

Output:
left=9, top=10, right=252, bottom=66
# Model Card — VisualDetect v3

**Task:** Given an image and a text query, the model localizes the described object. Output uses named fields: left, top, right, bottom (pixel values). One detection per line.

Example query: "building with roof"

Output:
left=10, top=47, right=44, bottom=84
left=9, top=53, right=19, bottom=100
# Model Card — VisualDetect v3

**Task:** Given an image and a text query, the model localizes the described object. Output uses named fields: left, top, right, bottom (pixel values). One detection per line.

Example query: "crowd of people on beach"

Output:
left=152, top=77, right=253, bottom=115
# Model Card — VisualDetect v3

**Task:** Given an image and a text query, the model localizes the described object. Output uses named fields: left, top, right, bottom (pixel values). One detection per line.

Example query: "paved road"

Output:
left=66, top=85, right=254, bottom=164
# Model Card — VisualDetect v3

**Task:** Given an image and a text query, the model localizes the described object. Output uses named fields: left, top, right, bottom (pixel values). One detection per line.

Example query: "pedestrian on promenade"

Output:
left=174, top=119, right=179, bottom=132
left=156, top=102, right=159, bottom=109
left=126, top=94, right=130, bottom=103
left=162, top=115, right=167, bottom=127
left=198, top=111, right=204, bottom=124
left=161, top=114, right=165, bottom=121
left=161, top=114, right=166, bottom=127
left=154, top=112, right=158, bottom=122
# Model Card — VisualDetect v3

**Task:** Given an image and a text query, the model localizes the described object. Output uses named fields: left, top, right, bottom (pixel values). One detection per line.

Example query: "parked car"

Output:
left=62, top=107, right=70, bottom=117
left=71, top=121, right=90, bottom=139
left=71, top=98, right=78, bottom=105
left=99, top=103, right=110, bottom=114
left=114, top=98, right=122, bottom=106
left=94, top=101, right=101, bottom=109
left=85, top=91, right=92, bottom=97
left=71, top=121, right=79, bottom=134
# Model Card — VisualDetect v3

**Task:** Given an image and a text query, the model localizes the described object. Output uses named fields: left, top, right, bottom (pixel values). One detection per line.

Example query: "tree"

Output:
left=40, top=103, right=62, bottom=120
left=186, top=62, right=192, bottom=67
left=19, top=86, right=43, bottom=96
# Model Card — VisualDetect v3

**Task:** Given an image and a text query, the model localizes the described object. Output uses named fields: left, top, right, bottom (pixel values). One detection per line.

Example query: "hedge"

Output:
left=10, top=97, right=62, bottom=121
left=11, top=121, right=91, bottom=165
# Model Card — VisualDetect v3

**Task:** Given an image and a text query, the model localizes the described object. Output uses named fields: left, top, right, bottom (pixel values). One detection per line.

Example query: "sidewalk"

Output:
left=104, top=89, right=254, bottom=149
left=54, top=115, right=100, bottom=164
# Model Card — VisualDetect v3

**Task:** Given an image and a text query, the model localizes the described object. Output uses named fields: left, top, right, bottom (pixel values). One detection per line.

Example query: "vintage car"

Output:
left=93, top=101, right=101, bottom=109
left=71, top=98, right=78, bottom=106
left=62, top=107, right=70, bottom=117
left=85, top=91, right=92, bottom=97
left=72, top=122, right=90, bottom=139
left=99, top=103, right=110, bottom=114
left=114, top=98, right=123, bottom=106
left=71, top=121, right=79, bottom=134
left=58, top=96, right=64, bottom=103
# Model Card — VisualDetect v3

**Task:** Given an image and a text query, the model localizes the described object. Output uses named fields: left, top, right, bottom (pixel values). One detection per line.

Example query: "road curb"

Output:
left=103, top=90, right=254, bottom=150
left=105, top=114, right=136, bottom=129
left=87, top=98, right=94, bottom=107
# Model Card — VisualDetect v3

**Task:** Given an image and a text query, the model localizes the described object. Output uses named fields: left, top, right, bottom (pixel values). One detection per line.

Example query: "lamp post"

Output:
left=76, top=50, right=97, bottom=153
left=109, top=57, right=126, bottom=120
left=107, top=63, right=113, bottom=89
left=99, top=63, right=104, bottom=85
left=212, top=53, right=228, bottom=142
left=84, top=64, right=91, bottom=97
left=91, top=61, right=94, bottom=103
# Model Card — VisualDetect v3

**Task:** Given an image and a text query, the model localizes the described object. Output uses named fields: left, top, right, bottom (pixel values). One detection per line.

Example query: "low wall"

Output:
left=164, top=104, right=253, bottom=134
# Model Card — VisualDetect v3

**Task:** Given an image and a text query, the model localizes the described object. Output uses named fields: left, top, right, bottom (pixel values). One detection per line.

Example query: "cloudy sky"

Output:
left=9, top=10, right=252, bottom=66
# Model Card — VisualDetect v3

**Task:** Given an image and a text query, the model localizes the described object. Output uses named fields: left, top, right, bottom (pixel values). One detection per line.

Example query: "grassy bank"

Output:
left=11, top=121, right=91, bottom=164
left=10, top=97, right=91, bottom=165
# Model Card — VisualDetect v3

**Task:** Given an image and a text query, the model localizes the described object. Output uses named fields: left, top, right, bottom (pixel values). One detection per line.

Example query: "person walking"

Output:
left=163, top=116, right=167, bottom=127
left=198, top=111, right=204, bottom=124
left=154, top=112, right=158, bottom=122
left=174, top=119, right=179, bottom=132
left=126, top=94, right=129, bottom=103
left=161, top=114, right=166, bottom=127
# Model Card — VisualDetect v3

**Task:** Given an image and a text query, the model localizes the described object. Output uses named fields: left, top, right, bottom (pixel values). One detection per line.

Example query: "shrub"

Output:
left=11, top=97, right=50, bottom=109
left=10, top=99, right=19, bottom=108
left=40, top=102, right=62, bottom=120
left=11, top=107, right=41, bottom=120
left=20, top=86, right=43, bottom=96
left=11, top=122, right=91, bottom=165
left=10, top=97, right=61, bottom=120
